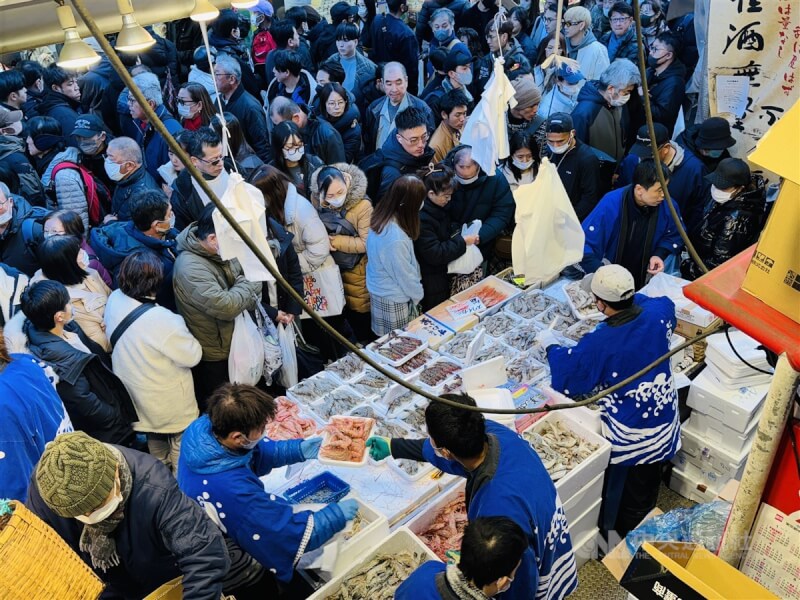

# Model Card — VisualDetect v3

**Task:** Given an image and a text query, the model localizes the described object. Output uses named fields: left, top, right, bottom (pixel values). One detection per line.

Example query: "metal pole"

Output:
left=717, top=353, right=800, bottom=565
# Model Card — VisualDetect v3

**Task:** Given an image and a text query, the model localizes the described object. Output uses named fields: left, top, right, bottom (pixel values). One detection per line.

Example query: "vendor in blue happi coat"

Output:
left=177, top=383, right=359, bottom=598
left=536, top=264, right=680, bottom=540
left=367, top=394, right=578, bottom=600
left=397, top=516, right=528, bottom=599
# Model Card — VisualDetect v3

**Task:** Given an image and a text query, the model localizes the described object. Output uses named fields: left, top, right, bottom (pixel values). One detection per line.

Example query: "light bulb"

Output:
left=191, top=0, right=220, bottom=22
left=56, top=4, right=101, bottom=70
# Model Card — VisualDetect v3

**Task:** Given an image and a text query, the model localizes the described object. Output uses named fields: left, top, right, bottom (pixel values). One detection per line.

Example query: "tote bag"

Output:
left=301, top=258, right=346, bottom=319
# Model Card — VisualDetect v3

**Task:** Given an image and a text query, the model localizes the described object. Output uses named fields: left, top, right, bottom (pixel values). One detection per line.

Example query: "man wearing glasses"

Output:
left=563, top=5, right=610, bottom=81
left=600, top=2, right=639, bottom=63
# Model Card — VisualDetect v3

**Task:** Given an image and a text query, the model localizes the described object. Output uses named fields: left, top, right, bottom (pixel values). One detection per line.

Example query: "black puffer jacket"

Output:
left=682, top=175, right=767, bottom=279
left=415, top=198, right=467, bottom=310
left=27, top=445, right=229, bottom=600
left=111, top=166, right=160, bottom=221
left=448, top=171, right=515, bottom=259
left=302, top=118, right=347, bottom=165
left=24, top=320, right=137, bottom=445
left=0, top=195, right=43, bottom=276
left=35, top=91, right=81, bottom=137
left=319, top=105, right=363, bottom=163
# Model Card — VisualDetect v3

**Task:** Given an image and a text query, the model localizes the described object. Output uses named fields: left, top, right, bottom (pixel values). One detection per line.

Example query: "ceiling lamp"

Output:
left=231, top=1, right=259, bottom=7
left=191, top=0, right=220, bottom=22
left=115, top=0, right=156, bottom=52
left=55, top=2, right=101, bottom=70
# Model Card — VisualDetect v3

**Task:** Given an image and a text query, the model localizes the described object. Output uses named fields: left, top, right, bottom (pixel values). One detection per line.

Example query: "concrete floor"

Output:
left=566, top=483, right=696, bottom=599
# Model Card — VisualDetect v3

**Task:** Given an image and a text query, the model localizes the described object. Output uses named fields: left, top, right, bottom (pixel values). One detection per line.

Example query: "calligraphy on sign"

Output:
left=707, top=0, right=800, bottom=163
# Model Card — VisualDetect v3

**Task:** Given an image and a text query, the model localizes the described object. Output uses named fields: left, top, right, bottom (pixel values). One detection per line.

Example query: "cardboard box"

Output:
left=674, top=316, right=723, bottom=340
left=621, top=541, right=779, bottom=599
left=742, top=180, right=800, bottom=324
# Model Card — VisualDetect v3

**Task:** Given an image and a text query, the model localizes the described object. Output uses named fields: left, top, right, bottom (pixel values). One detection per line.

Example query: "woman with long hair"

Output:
left=366, top=175, right=425, bottom=335
left=44, top=209, right=113, bottom=287
left=210, top=112, right=264, bottom=179
left=533, top=32, right=566, bottom=92
left=317, top=83, right=363, bottom=163
left=269, top=121, right=323, bottom=198
left=31, top=234, right=112, bottom=351
left=500, top=132, right=539, bottom=190
left=175, top=82, right=215, bottom=130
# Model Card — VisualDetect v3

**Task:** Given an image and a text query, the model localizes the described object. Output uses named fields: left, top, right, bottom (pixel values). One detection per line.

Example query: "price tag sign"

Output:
left=446, top=297, right=486, bottom=320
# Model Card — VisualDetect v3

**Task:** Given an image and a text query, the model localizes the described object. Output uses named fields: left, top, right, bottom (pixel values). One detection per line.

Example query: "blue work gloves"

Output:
left=365, top=436, right=391, bottom=461
left=338, top=498, right=360, bottom=521
left=300, top=436, right=323, bottom=460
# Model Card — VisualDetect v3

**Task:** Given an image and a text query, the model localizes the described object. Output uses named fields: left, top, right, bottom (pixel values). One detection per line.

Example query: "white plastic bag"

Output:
left=448, top=220, right=484, bottom=275
left=228, top=311, right=265, bottom=385
left=511, top=158, right=585, bottom=285
left=277, top=323, right=298, bottom=388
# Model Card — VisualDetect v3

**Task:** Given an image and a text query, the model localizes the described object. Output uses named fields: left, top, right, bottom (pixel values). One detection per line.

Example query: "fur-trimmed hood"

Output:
left=309, top=162, right=368, bottom=213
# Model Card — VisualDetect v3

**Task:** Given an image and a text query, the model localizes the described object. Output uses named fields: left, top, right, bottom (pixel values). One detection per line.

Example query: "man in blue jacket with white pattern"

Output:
left=367, top=394, right=578, bottom=600
left=536, top=264, right=680, bottom=541
left=178, top=383, right=358, bottom=597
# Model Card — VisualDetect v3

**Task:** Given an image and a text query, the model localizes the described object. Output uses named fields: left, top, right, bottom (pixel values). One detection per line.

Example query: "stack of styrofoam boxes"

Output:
left=670, top=330, right=772, bottom=502
left=522, top=412, right=611, bottom=568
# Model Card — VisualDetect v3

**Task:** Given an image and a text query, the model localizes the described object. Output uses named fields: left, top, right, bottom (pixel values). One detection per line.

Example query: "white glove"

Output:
left=580, top=273, right=595, bottom=294
left=535, top=329, right=560, bottom=350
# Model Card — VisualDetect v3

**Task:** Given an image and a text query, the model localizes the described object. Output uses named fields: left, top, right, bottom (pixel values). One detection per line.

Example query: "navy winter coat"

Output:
left=448, top=172, right=515, bottom=258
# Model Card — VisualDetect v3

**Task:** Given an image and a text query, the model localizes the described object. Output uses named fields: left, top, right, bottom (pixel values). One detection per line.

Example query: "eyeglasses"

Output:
left=543, top=16, right=556, bottom=23
left=283, top=144, right=303, bottom=152
left=610, top=16, right=631, bottom=24
left=398, top=132, right=430, bottom=145
left=213, top=71, right=232, bottom=78
left=562, top=21, right=581, bottom=27
left=0, top=196, right=11, bottom=207
left=176, top=98, right=199, bottom=106
left=326, top=100, right=346, bottom=108
left=198, top=156, right=223, bottom=166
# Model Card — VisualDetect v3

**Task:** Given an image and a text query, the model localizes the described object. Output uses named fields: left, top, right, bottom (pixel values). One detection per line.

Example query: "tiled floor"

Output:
left=566, top=483, right=696, bottom=599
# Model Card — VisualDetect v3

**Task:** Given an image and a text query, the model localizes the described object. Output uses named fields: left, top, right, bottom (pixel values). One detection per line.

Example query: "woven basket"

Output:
left=0, top=501, right=104, bottom=599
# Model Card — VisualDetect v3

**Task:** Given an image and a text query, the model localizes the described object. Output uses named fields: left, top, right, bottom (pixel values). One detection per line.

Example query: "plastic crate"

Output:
left=308, top=527, right=440, bottom=600
left=283, top=472, right=351, bottom=505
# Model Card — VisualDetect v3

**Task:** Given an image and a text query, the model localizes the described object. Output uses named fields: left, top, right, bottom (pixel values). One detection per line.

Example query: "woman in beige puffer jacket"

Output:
left=309, top=163, right=373, bottom=338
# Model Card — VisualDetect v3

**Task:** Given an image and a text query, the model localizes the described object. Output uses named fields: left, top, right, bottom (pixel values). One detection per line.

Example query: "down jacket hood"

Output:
left=575, top=80, right=608, bottom=107
left=90, top=221, right=178, bottom=272
left=36, top=90, right=80, bottom=115
left=309, top=162, right=368, bottom=213
left=180, top=414, right=254, bottom=475
left=0, top=135, right=25, bottom=158
left=41, top=146, right=80, bottom=188
left=176, top=225, right=223, bottom=265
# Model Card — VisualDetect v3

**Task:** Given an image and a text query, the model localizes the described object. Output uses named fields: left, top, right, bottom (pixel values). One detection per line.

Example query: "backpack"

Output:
left=20, top=205, right=50, bottom=256
left=318, top=206, right=364, bottom=271
left=252, top=31, right=276, bottom=66
left=48, top=161, right=109, bottom=227
left=358, top=153, right=405, bottom=203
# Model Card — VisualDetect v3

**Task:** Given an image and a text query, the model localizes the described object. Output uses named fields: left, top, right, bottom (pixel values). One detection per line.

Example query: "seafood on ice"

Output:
left=440, top=376, right=464, bottom=394
left=328, top=551, right=425, bottom=600
left=564, top=281, right=601, bottom=318
left=373, top=419, right=410, bottom=439
left=439, top=331, right=477, bottom=360
left=394, top=349, right=436, bottom=375
left=313, top=387, right=365, bottom=420
left=417, top=493, right=468, bottom=561
left=473, top=341, right=518, bottom=364
left=351, top=368, right=391, bottom=398
left=375, top=387, right=424, bottom=416
left=327, top=354, right=366, bottom=382
left=348, top=404, right=378, bottom=420
left=418, top=359, right=461, bottom=388
left=396, top=402, right=427, bottom=432
left=319, top=416, right=375, bottom=463
left=265, top=397, right=317, bottom=440
left=523, top=419, right=599, bottom=480
left=481, top=311, right=521, bottom=338
left=563, top=318, right=603, bottom=342
left=288, top=374, right=339, bottom=404
left=506, top=354, right=548, bottom=384
left=342, top=511, right=366, bottom=541
left=505, top=291, right=553, bottom=319
left=534, top=308, right=577, bottom=333
left=393, top=459, right=425, bottom=477
left=502, top=322, right=542, bottom=351
left=372, top=332, right=423, bottom=362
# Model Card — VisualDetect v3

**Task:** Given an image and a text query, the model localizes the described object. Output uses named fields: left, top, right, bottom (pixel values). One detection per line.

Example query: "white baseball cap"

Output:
left=590, top=264, right=635, bottom=302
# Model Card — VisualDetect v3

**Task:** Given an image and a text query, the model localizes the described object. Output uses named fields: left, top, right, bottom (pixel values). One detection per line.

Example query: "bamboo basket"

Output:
left=0, top=500, right=104, bottom=599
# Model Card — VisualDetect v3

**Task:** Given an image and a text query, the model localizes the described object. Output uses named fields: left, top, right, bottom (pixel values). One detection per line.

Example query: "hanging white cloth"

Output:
left=460, top=57, right=517, bottom=176
left=212, top=172, right=278, bottom=283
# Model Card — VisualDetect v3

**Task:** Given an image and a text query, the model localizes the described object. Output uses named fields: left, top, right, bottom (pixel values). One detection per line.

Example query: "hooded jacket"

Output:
left=28, top=445, right=229, bottom=600
left=447, top=171, right=515, bottom=258
left=172, top=226, right=262, bottom=362
left=601, top=26, right=638, bottom=62
left=264, top=218, right=304, bottom=319
left=301, top=117, right=347, bottom=165
left=309, top=163, right=372, bottom=313
left=544, top=138, right=603, bottom=221
left=319, top=104, right=363, bottom=163
left=224, top=84, right=272, bottom=163
left=327, top=52, right=378, bottom=101
left=266, top=68, right=317, bottom=110
left=23, top=319, right=137, bottom=445
left=684, top=175, right=766, bottom=279
left=310, top=20, right=339, bottom=67
left=0, top=135, right=46, bottom=206
left=571, top=80, right=629, bottom=162
left=635, top=60, right=687, bottom=136
left=41, top=146, right=91, bottom=230
left=36, top=90, right=81, bottom=137
left=133, top=104, right=183, bottom=185
left=177, top=415, right=347, bottom=584
left=475, top=40, right=531, bottom=94
left=208, top=32, right=261, bottom=99
left=282, top=183, right=331, bottom=273
left=375, top=133, right=436, bottom=200
left=415, top=198, right=467, bottom=310
left=565, top=31, right=610, bottom=81
left=369, top=13, right=420, bottom=95
left=90, top=220, right=179, bottom=308
left=0, top=195, right=43, bottom=277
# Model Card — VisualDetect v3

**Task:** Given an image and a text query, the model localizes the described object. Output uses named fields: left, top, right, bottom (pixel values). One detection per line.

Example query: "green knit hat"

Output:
left=35, top=432, right=118, bottom=518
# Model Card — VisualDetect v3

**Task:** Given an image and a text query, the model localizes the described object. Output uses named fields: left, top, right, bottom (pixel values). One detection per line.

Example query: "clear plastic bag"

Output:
left=625, top=500, right=732, bottom=555
left=255, top=303, right=283, bottom=386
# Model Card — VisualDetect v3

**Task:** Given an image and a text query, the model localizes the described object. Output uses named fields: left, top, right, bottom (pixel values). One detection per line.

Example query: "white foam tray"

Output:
left=406, top=480, right=467, bottom=559
left=318, top=416, right=376, bottom=468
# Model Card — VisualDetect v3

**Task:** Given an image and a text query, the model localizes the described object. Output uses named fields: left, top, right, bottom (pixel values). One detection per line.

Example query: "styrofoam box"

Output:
left=684, top=404, right=763, bottom=456
left=316, top=496, right=390, bottom=581
left=669, top=463, right=719, bottom=504
left=563, top=470, right=604, bottom=527
left=705, top=329, right=772, bottom=376
left=521, top=412, right=611, bottom=502
left=673, top=425, right=750, bottom=481
left=704, top=360, right=772, bottom=389
left=308, top=527, right=441, bottom=600
left=567, top=496, right=602, bottom=546
left=671, top=452, right=727, bottom=494
left=687, top=368, right=769, bottom=433
left=406, top=480, right=466, bottom=556
left=540, top=386, right=603, bottom=435
left=573, top=526, right=600, bottom=570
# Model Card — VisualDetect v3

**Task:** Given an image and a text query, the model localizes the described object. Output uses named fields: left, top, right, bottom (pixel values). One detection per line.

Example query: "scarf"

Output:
left=445, top=564, right=491, bottom=600
left=79, top=445, right=132, bottom=572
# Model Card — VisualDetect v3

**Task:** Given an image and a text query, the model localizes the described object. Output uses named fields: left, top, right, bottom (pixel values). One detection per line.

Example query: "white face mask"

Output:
left=496, top=575, right=515, bottom=595
left=242, top=427, right=266, bottom=450
left=710, top=185, right=735, bottom=204
left=455, top=174, right=479, bottom=185
left=283, top=147, right=305, bottom=162
left=610, top=92, right=631, bottom=107
left=358, top=5, right=368, bottom=19
left=104, top=157, right=126, bottom=181
left=0, top=209, right=12, bottom=225
left=559, top=83, right=580, bottom=97
left=512, top=158, right=534, bottom=170
left=548, top=136, right=572, bottom=155
left=457, top=70, right=473, bottom=87
left=77, top=249, right=90, bottom=269
left=75, top=482, right=122, bottom=525
left=327, top=192, right=347, bottom=208
left=177, top=103, right=195, bottom=119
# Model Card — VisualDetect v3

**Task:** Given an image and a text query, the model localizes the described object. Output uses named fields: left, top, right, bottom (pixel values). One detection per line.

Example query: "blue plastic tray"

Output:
left=283, top=471, right=351, bottom=505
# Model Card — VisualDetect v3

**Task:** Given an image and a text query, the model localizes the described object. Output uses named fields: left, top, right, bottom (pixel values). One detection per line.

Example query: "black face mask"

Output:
left=647, top=54, right=667, bottom=69
left=640, top=14, right=654, bottom=27
left=201, top=171, right=219, bottom=181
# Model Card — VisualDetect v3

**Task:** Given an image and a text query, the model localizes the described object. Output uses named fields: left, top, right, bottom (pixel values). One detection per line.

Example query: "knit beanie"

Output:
left=35, top=432, right=118, bottom=518
left=511, top=77, right=542, bottom=109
